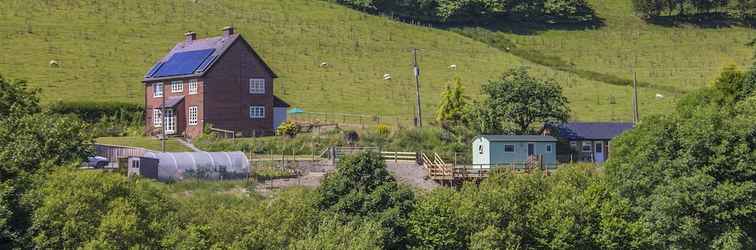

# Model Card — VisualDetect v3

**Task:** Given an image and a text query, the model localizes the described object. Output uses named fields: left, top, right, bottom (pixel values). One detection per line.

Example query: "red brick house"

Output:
left=143, top=26, right=288, bottom=139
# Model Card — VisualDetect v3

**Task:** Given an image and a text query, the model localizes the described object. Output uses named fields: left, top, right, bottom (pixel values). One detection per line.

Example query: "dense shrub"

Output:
left=275, top=121, right=300, bottom=137
left=47, top=101, right=144, bottom=137
left=332, top=0, right=596, bottom=24
left=632, top=0, right=756, bottom=20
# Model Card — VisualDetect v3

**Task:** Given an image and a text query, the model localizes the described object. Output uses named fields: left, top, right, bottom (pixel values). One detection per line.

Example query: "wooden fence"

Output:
left=94, top=144, right=150, bottom=162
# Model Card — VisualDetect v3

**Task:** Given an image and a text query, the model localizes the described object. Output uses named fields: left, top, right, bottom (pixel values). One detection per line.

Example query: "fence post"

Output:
left=394, top=151, right=398, bottom=167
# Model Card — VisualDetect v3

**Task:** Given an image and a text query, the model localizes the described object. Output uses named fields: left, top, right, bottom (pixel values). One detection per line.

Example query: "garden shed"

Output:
left=472, top=135, right=557, bottom=169
left=129, top=151, right=250, bottom=181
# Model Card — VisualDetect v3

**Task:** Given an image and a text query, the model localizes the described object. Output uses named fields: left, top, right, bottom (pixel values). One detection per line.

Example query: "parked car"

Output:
left=87, top=156, right=109, bottom=168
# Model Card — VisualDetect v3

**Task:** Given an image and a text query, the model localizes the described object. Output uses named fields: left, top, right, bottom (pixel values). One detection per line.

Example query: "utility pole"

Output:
left=632, top=71, right=640, bottom=124
left=411, top=48, right=423, bottom=128
left=161, top=83, right=166, bottom=152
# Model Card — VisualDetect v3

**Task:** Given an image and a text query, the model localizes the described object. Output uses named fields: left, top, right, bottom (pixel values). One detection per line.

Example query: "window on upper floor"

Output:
left=153, top=82, right=163, bottom=97
left=171, top=80, right=183, bottom=93
left=249, top=105, right=265, bottom=119
left=188, top=106, right=198, bottom=126
left=153, top=109, right=162, bottom=127
left=188, top=79, right=198, bottom=94
left=249, top=78, right=265, bottom=94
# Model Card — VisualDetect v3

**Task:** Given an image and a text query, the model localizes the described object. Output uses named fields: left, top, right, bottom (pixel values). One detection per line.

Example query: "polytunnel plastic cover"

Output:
left=143, top=151, right=250, bottom=181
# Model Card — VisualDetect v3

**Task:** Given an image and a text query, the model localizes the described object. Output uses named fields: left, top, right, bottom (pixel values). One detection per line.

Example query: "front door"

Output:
left=164, top=109, right=176, bottom=135
left=594, top=141, right=604, bottom=163
left=527, top=143, right=535, bottom=156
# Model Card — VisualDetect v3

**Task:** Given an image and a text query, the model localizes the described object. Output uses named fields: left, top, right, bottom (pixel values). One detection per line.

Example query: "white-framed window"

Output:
left=546, top=144, right=552, bottom=152
left=188, top=106, right=198, bottom=126
left=171, top=80, right=183, bottom=93
left=153, top=82, right=163, bottom=97
left=582, top=142, right=592, bottom=152
left=504, top=144, right=515, bottom=153
left=249, top=78, right=265, bottom=94
left=249, top=105, right=265, bottom=119
left=188, top=79, right=198, bottom=94
left=478, top=145, right=484, bottom=154
left=153, top=109, right=162, bottom=127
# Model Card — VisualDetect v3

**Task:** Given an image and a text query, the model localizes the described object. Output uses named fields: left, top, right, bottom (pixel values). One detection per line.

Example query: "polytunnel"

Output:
left=143, top=151, right=251, bottom=181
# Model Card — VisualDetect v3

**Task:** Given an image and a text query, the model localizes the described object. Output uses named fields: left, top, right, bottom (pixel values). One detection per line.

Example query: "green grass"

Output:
left=0, top=0, right=713, bottom=123
left=455, top=0, right=755, bottom=94
left=96, top=136, right=192, bottom=152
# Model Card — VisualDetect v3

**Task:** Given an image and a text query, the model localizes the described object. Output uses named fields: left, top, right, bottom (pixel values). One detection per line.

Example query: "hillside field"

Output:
left=2, top=0, right=750, bottom=123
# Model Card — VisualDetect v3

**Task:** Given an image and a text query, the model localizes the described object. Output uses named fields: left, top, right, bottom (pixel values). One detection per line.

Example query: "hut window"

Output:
left=478, top=145, right=483, bottom=154
left=188, top=106, right=198, bottom=125
left=504, top=144, right=515, bottom=152
left=546, top=144, right=552, bottom=152
left=582, top=142, right=592, bottom=152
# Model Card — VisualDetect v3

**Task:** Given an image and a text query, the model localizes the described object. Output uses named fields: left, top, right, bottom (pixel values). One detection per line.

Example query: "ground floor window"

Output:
left=504, top=144, right=515, bottom=152
left=249, top=105, right=265, bottom=119
left=153, top=109, right=162, bottom=127
left=188, top=106, right=198, bottom=126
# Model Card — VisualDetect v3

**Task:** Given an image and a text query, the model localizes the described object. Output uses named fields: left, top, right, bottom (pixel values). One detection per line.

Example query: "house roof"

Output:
left=548, top=122, right=634, bottom=140
left=273, top=96, right=290, bottom=108
left=158, top=96, right=184, bottom=108
left=477, top=135, right=557, bottom=142
left=143, top=34, right=277, bottom=82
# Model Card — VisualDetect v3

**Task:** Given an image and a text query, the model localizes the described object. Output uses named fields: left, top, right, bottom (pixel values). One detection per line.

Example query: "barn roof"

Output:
left=548, top=122, right=634, bottom=140
left=477, top=135, right=557, bottom=142
left=143, top=33, right=277, bottom=82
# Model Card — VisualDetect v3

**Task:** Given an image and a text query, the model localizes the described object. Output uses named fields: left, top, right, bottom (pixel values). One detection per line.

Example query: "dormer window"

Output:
left=249, top=78, right=265, bottom=94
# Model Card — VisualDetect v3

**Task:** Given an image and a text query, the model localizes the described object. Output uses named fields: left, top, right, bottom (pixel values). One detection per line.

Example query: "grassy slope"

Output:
left=479, top=0, right=755, bottom=93
left=96, top=136, right=192, bottom=152
left=1, top=0, right=681, bottom=123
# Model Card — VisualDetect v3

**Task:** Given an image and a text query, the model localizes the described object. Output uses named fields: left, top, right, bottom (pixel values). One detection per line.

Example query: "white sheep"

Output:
left=449, top=64, right=457, bottom=70
left=49, top=60, right=59, bottom=67
left=383, top=74, right=392, bottom=80
left=655, top=93, right=664, bottom=99
left=319, top=62, right=328, bottom=68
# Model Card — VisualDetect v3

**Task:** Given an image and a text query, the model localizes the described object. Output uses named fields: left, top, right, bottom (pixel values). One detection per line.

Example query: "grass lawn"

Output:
left=455, top=0, right=755, bottom=95
left=96, top=136, right=192, bottom=152
left=0, top=0, right=685, bottom=123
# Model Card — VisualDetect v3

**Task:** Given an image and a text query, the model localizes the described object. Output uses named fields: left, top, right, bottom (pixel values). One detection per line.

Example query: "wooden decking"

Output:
left=421, top=153, right=554, bottom=185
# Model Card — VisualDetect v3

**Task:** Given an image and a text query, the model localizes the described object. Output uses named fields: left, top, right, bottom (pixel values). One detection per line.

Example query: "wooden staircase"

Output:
left=420, top=152, right=453, bottom=180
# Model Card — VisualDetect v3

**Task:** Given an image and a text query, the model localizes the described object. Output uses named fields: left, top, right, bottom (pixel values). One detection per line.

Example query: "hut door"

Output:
left=594, top=141, right=604, bottom=163
left=164, top=109, right=176, bottom=135
left=527, top=143, right=535, bottom=156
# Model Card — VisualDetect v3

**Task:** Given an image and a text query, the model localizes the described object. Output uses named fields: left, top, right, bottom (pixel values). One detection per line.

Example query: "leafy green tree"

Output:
left=479, top=67, right=570, bottom=134
left=605, top=100, right=756, bottom=249
left=26, top=169, right=179, bottom=249
left=436, top=77, right=468, bottom=128
left=408, top=188, right=466, bottom=249
left=317, top=151, right=415, bottom=248
left=0, top=75, right=39, bottom=119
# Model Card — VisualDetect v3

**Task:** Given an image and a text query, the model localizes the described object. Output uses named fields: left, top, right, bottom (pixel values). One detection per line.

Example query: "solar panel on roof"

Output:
left=194, top=55, right=217, bottom=73
left=153, top=49, right=215, bottom=77
left=145, top=62, right=164, bottom=78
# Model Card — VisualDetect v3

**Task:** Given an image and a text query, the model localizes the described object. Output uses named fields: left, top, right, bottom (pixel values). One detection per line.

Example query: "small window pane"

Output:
left=188, top=79, right=198, bottom=94
left=504, top=144, right=515, bottom=152
left=546, top=144, right=552, bottom=152
left=153, top=83, right=163, bottom=97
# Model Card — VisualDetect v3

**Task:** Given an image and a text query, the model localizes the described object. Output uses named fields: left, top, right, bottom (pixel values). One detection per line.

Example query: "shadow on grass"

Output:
left=645, top=13, right=756, bottom=29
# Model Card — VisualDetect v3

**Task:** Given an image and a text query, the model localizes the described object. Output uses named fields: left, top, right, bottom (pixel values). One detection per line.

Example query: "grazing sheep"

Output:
left=449, top=64, right=457, bottom=70
left=49, top=60, right=59, bottom=67
left=655, top=93, right=664, bottom=99
left=383, top=74, right=392, bottom=80
left=320, top=62, right=328, bottom=68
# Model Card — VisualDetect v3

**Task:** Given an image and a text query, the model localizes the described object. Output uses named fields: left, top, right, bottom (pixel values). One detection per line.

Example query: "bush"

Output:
left=374, top=124, right=391, bottom=136
left=47, top=101, right=143, bottom=123
left=275, top=121, right=300, bottom=137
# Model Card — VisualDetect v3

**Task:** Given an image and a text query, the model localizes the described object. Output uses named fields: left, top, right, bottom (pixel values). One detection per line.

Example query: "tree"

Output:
left=316, top=151, right=415, bottom=248
left=0, top=75, right=39, bottom=119
left=435, top=77, right=468, bottom=128
left=480, top=67, right=570, bottom=134
left=605, top=100, right=756, bottom=249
